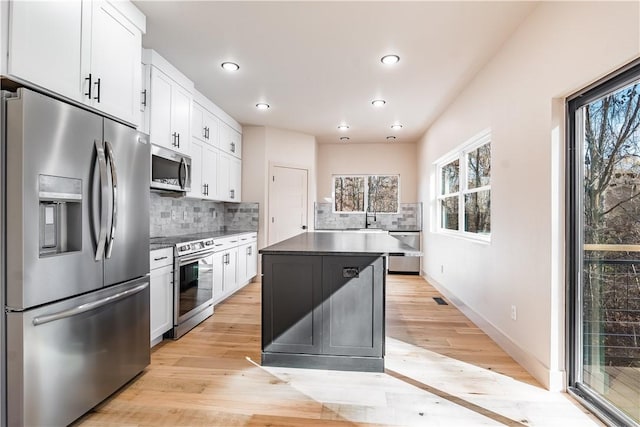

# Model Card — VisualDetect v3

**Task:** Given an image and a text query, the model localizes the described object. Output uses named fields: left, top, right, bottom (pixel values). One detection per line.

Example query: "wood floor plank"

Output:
left=74, top=275, right=603, bottom=427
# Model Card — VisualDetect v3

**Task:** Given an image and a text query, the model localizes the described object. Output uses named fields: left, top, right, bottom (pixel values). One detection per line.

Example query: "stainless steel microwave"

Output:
left=150, top=144, right=191, bottom=193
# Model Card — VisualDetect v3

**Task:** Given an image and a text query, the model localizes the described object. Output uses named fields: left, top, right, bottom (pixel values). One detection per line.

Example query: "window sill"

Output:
left=436, top=229, right=491, bottom=245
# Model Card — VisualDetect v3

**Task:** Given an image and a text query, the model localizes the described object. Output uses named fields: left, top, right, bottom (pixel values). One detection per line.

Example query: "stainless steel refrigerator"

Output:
left=2, top=88, right=151, bottom=426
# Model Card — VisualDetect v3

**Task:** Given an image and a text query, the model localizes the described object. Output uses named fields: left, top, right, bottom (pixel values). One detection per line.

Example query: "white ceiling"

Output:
left=134, top=1, right=537, bottom=144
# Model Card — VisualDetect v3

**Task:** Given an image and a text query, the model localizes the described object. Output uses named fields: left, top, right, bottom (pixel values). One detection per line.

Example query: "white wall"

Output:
left=417, top=1, right=640, bottom=390
left=242, top=125, right=317, bottom=252
left=316, top=142, right=418, bottom=202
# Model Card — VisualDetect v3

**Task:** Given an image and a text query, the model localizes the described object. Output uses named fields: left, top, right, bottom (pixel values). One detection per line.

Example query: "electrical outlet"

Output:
left=183, top=211, right=187, bottom=220
left=511, top=305, right=517, bottom=321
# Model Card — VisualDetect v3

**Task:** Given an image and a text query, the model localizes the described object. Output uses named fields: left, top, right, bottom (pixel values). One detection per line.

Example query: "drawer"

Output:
left=236, top=233, right=257, bottom=245
left=212, top=236, right=239, bottom=252
left=150, top=248, right=173, bottom=270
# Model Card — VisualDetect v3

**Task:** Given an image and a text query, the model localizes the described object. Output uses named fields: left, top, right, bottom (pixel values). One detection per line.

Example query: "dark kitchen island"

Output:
left=259, top=231, right=421, bottom=372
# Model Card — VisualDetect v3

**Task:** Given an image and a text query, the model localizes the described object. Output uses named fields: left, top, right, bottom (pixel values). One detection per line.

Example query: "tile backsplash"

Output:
left=150, top=192, right=259, bottom=237
left=314, top=202, right=422, bottom=231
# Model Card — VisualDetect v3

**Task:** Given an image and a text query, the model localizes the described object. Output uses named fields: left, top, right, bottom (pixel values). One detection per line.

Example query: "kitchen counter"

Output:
left=259, top=231, right=421, bottom=257
left=260, top=231, right=419, bottom=373
left=150, top=230, right=257, bottom=251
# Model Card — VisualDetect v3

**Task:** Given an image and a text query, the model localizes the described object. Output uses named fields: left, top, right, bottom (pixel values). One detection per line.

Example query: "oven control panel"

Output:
left=176, top=238, right=217, bottom=256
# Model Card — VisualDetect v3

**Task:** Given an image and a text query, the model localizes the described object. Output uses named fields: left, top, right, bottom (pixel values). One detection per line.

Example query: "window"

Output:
left=436, top=130, right=491, bottom=238
left=333, top=175, right=399, bottom=213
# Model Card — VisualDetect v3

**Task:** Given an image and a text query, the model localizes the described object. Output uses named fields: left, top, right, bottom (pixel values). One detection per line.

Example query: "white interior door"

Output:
left=268, top=165, right=308, bottom=245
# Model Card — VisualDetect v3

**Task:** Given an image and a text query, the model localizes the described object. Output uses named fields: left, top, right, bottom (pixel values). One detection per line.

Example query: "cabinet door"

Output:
left=149, top=67, right=173, bottom=149
left=191, top=102, right=206, bottom=142
left=188, top=139, right=204, bottom=198
left=88, top=1, right=141, bottom=125
left=203, top=112, right=219, bottom=148
left=212, top=251, right=225, bottom=304
left=230, top=129, right=242, bottom=158
left=262, top=255, right=323, bottom=354
left=230, top=156, right=242, bottom=202
left=171, top=84, right=191, bottom=154
left=218, top=152, right=231, bottom=201
left=219, top=121, right=236, bottom=156
left=8, top=0, right=83, bottom=102
left=150, top=264, right=173, bottom=343
left=202, top=145, right=218, bottom=200
left=321, top=256, right=384, bottom=357
left=224, top=248, right=238, bottom=293
left=237, top=243, right=249, bottom=285
left=246, top=242, right=258, bottom=280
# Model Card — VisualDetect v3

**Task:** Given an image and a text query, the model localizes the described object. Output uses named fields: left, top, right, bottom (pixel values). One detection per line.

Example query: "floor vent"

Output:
left=433, top=297, right=448, bottom=305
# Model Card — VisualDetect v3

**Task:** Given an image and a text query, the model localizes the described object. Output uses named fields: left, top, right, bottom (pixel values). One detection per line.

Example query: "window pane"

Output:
left=440, top=196, right=458, bottom=230
left=367, top=175, right=399, bottom=213
left=334, top=176, right=365, bottom=212
left=464, top=190, right=490, bottom=233
left=579, top=81, right=640, bottom=423
left=468, top=143, right=491, bottom=189
left=441, top=160, right=459, bottom=194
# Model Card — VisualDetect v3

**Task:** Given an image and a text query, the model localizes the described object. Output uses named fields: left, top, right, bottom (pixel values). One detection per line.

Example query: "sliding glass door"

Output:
left=568, top=63, right=640, bottom=426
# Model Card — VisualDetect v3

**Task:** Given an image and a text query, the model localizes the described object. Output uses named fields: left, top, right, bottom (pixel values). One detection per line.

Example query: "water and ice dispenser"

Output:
left=38, top=174, right=82, bottom=256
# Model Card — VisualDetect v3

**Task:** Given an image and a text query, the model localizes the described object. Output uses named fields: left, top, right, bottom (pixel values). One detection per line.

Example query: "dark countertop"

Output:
left=259, top=231, right=422, bottom=256
left=150, top=230, right=257, bottom=252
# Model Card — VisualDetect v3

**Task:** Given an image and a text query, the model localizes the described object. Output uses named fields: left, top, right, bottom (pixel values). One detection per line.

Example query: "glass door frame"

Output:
left=567, top=58, right=640, bottom=427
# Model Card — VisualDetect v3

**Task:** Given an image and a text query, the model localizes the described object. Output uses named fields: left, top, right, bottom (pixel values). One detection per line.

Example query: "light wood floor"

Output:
left=75, top=275, right=602, bottom=426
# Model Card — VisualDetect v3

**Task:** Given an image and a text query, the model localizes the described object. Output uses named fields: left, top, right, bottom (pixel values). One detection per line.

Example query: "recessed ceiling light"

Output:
left=386, top=136, right=396, bottom=141
left=340, top=137, right=350, bottom=142
left=371, top=99, right=386, bottom=107
left=221, top=62, right=240, bottom=71
left=337, top=124, right=350, bottom=131
left=390, top=124, right=403, bottom=130
left=381, top=55, right=400, bottom=65
left=256, top=103, right=270, bottom=110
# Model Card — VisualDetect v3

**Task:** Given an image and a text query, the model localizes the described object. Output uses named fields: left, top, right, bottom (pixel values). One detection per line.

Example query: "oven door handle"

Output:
left=177, top=250, right=215, bottom=265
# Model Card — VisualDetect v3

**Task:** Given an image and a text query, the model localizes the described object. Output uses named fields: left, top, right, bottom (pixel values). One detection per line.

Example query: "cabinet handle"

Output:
left=94, top=78, right=101, bottom=103
left=84, top=74, right=92, bottom=99
left=153, top=256, right=168, bottom=261
left=230, top=142, right=235, bottom=153
left=172, top=132, right=177, bottom=147
left=177, top=133, right=180, bottom=148
left=203, top=127, right=207, bottom=139
left=247, top=247, right=252, bottom=255
left=141, top=89, right=147, bottom=107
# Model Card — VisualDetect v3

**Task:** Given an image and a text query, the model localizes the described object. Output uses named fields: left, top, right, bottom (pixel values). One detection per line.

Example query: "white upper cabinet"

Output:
left=220, top=121, right=242, bottom=159
left=84, top=1, right=142, bottom=125
left=7, top=0, right=145, bottom=126
left=8, top=1, right=84, bottom=102
left=192, top=101, right=219, bottom=147
left=143, top=49, right=193, bottom=155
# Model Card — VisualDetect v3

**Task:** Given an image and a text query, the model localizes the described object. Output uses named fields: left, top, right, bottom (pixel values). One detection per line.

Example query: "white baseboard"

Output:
left=424, top=273, right=566, bottom=391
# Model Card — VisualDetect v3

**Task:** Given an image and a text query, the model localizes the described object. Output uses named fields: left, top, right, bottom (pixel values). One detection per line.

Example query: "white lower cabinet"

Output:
left=150, top=248, right=174, bottom=347
left=237, top=235, right=258, bottom=286
left=212, top=233, right=257, bottom=305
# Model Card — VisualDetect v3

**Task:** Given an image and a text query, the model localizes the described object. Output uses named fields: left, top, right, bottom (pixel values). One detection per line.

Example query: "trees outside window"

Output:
left=333, top=175, right=399, bottom=213
left=436, top=130, right=491, bottom=238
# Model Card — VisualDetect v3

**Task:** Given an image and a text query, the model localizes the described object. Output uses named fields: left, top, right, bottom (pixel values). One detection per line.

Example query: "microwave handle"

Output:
left=178, top=157, right=187, bottom=189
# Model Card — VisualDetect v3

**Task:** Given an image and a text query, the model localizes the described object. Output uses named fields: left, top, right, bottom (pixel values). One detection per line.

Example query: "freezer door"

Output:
left=5, top=88, right=104, bottom=309
left=6, top=277, right=150, bottom=427
left=103, top=119, right=150, bottom=286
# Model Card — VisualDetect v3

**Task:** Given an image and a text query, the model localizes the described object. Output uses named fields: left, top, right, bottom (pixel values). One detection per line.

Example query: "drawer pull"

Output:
left=153, top=256, right=169, bottom=261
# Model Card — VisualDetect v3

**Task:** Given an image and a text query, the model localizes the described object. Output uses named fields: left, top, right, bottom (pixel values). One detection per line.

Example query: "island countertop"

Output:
left=259, top=231, right=421, bottom=257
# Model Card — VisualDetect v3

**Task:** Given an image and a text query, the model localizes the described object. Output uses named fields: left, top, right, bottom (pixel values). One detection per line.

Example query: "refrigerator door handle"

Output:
left=105, top=141, right=118, bottom=259
left=94, top=140, right=109, bottom=261
left=32, top=282, right=149, bottom=326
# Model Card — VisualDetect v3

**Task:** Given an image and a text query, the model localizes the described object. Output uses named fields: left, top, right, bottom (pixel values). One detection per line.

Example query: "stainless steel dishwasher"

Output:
left=388, top=231, right=421, bottom=274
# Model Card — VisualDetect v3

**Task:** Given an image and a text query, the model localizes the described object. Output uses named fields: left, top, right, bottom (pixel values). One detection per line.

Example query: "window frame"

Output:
left=435, top=129, right=491, bottom=242
left=332, top=174, right=401, bottom=214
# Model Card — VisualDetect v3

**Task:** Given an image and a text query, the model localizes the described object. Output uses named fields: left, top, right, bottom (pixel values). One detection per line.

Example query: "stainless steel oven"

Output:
left=169, top=237, right=215, bottom=338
